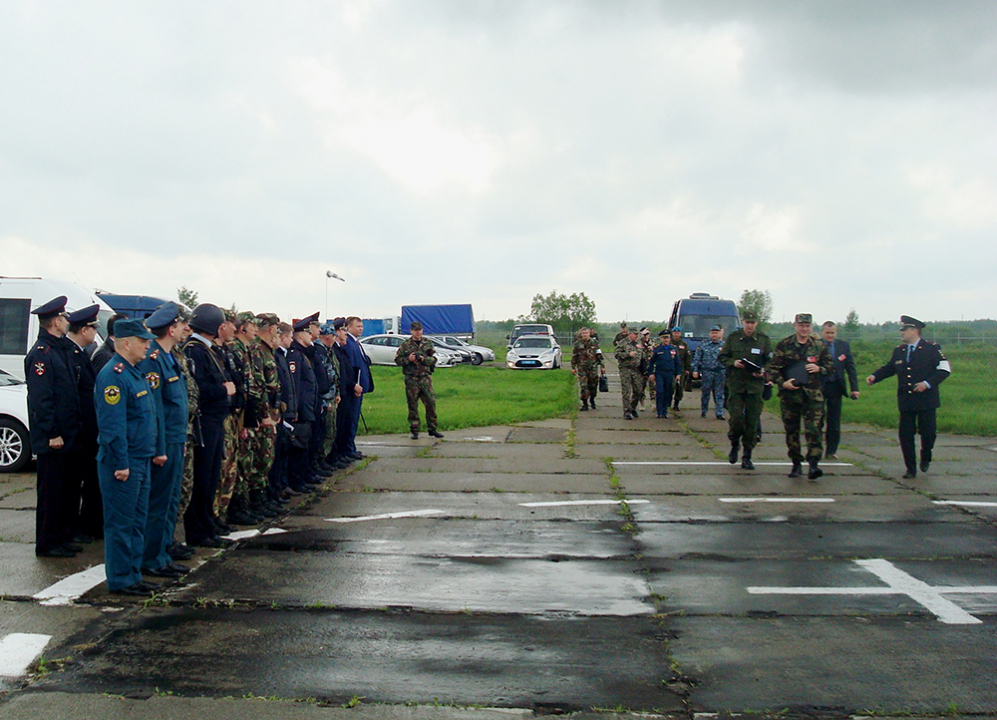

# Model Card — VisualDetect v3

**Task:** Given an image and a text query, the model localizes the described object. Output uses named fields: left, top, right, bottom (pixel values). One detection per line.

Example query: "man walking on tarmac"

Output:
left=718, top=311, right=771, bottom=470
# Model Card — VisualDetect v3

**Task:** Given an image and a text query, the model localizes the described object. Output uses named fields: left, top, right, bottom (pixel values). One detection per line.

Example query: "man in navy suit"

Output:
left=867, top=315, right=951, bottom=479
left=336, top=316, right=374, bottom=460
left=820, top=321, right=860, bottom=459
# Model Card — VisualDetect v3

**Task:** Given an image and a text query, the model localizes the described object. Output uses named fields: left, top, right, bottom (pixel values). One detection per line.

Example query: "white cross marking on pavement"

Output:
left=32, top=565, right=107, bottom=606
left=748, top=558, right=997, bottom=624
left=0, top=633, right=52, bottom=678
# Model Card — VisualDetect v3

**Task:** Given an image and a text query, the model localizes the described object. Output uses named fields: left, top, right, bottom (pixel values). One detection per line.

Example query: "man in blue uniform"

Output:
left=139, top=303, right=191, bottom=578
left=867, top=315, right=951, bottom=479
left=65, top=304, right=103, bottom=542
left=692, top=325, right=726, bottom=419
left=25, top=296, right=81, bottom=557
left=648, top=330, right=681, bottom=418
left=94, top=319, right=160, bottom=596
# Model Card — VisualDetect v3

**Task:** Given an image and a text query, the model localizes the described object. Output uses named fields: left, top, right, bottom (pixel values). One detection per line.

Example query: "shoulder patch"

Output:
left=104, top=386, right=121, bottom=405
left=113, top=363, right=124, bottom=374
left=145, top=371, right=161, bottom=389
left=289, top=361, right=297, bottom=373
left=34, top=362, right=45, bottom=376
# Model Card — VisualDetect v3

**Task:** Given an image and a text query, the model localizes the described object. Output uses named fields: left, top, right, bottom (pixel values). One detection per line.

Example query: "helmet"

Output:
left=189, top=303, right=225, bottom=335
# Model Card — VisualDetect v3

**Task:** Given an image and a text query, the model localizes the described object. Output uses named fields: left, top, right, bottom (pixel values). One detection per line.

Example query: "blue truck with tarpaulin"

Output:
left=400, top=304, right=475, bottom=337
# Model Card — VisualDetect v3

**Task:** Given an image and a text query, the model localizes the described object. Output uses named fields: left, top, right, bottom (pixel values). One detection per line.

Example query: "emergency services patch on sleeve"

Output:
left=113, top=363, right=124, bottom=374
left=145, top=372, right=161, bottom=389
left=104, top=386, right=121, bottom=405
left=34, top=362, right=45, bottom=376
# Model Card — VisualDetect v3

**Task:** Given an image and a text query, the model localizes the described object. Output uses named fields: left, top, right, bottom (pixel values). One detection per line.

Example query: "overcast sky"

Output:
left=2, top=1, right=995, bottom=326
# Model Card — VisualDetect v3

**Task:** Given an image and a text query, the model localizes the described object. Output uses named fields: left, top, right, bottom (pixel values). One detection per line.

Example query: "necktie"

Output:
left=906, top=344, right=913, bottom=363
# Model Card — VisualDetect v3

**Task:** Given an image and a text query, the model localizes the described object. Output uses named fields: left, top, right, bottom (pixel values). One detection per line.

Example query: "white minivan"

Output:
left=0, top=276, right=115, bottom=380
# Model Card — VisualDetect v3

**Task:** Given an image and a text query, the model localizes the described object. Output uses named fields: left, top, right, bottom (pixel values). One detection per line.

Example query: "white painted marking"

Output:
left=614, top=461, right=853, bottom=467
left=748, top=558, right=997, bottom=624
left=261, top=528, right=288, bottom=535
left=0, top=633, right=52, bottom=677
left=719, top=498, right=835, bottom=504
left=466, top=436, right=498, bottom=442
left=934, top=501, right=997, bottom=508
left=32, top=565, right=107, bottom=606
left=222, top=529, right=261, bottom=541
left=519, top=499, right=651, bottom=508
left=325, top=509, right=445, bottom=523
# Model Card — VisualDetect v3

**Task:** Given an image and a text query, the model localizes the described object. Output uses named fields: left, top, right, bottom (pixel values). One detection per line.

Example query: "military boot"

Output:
left=728, top=441, right=739, bottom=464
left=227, top=495, right=256, bottom=526
left=589, top=398, right=596, bottom=409
left=740, top=449, right=754, bottom=470
left=580, top=400, right=589, bottom=411
left=807, top=459, right=823, bottom=480
left=788, top=462, right=803, bottom=478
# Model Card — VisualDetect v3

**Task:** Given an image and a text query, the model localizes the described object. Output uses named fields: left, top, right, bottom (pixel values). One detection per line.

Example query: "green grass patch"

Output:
left=764, top=342, right=996, bottom=436
left=359, top=364, right=576, bottom=436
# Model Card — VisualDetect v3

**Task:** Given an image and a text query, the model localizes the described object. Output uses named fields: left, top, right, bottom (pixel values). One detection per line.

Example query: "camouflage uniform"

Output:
left=718, top=329, right=772, bottom=452
left=769, top=334, right=833, bottom=464
left=218, top=336, right=249, bottom=515
left=692, top=338, right=726, bottom=418
left=395, top=336, right=438, bottom=433
left=614, top=336, right=644, bottom=418
left=320, top=342, right=341, bottom=458
left=173, top=346, right=198, bottom=542
left=671, top=338, right=691, bottom=409
left=635, top=336, right=654, bottom=407
left=570, top=335, right=604, bottom=407
left=247, top=336, right=280, bottom=492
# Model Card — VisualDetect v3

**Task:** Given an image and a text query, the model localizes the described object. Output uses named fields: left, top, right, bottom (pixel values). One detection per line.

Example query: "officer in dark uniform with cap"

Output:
left=867, top=315, right=951, bottom=479
left=286, top=315, right=319, bottom=492
left=65, top=304, right=103, bottom=541
left=139, top=302, right=191, bottom=578
left=25, top=296, right=82, bottom=557
left=94, top=318, right=160, bottom=596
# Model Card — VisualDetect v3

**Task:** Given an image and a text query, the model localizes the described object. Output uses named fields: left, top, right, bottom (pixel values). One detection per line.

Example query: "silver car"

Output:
left=429, top=336, right=496, bottom=365
left=359, top=334, right=461, bottom=367
left=506, top=334, right=562, bottom=370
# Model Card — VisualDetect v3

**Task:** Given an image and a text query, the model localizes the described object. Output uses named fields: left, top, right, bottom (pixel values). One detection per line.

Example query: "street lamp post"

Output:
left=325, top=270, right=345, bottom=318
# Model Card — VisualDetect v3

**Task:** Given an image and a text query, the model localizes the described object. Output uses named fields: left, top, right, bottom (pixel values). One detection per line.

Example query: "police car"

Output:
left=0, top=368, right=30, bottom=472
left=506, top=334, right=562, bottom=370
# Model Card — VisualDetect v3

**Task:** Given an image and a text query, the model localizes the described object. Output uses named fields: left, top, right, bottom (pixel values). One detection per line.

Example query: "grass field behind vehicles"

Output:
left=359, top=363, right=576, bottom=436
left=764, top=341, right=997, bottom=437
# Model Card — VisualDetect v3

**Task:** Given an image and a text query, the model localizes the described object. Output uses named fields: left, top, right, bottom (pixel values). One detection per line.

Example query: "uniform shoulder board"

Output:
left=113, top=362, right=125, bottom=374
left=150, top=349, right=160, bottom=360
left=36, top=344, right=47, bottom=352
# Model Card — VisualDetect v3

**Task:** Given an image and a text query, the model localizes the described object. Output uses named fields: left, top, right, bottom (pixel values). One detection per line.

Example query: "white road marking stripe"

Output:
left=325, top=509, right=445, bottom=523
left=614, top=461, right=853, bottom=466
left=262, top=528, right=287, bottom=535
left=0, top=633, right=51, bottom=677
left=222, top=529, right=261, bottom=541
left=719, top=498, right=835, bottom=504
left=748, top=558, right=996, bottom=625
left=934, top=501, right=997, bottom=508
left=32, top=565, right=106, bottom=606
left=519, top=499, right=651, bottom=508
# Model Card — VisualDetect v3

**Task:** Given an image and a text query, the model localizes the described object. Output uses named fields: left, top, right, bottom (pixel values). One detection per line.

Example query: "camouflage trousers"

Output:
left=320, top=404, right=338, bottom=459
left=405, top=375, right=437, bottom=432
left=673, top=374, right=686, bottom=408
left=216, top=413, right=242, bottom=514
left=619, top=366, right=642, bottom=415
left=246, top=421, right=277, bottom=491
left=780, top=389, right=825, bottom=463
left=576, top=367, right=599, bottom=402
left=727, top=390, right=762, bottom=451
left=700, top=369, right=726, bottom=417
left=176, top=429, right=196, bottom=541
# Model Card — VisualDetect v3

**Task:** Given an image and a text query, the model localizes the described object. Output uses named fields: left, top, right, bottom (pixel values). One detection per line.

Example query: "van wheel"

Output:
left=0, top=418, right=30, bottom=473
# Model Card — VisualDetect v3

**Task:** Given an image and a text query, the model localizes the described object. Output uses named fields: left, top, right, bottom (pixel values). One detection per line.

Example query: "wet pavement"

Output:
left=1, top=360, right=996, bottom=718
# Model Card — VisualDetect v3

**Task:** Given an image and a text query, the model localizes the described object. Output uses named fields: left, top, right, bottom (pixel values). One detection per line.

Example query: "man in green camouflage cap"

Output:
left=571, top=327, right=604, bottom=411
left=249, top=313, right=283, bottom=509
left=718, top=310, right=772, bottom=469
left=769, top=313, right=833, bottom=479
left=395, top=321, right=444, bottom=440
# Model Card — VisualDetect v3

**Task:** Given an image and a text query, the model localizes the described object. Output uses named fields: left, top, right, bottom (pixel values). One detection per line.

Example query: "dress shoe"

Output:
left=350, top=451, right=365, bottom=460
left=903, top=470, right=917, bottom=479
left=36, top=546, right=77, bottom=558
left=144, top=565, right=183, bottom=578
left=169, top=544, right=195, bottom=560
left=282, top=488, right=302, bottom=498
left=788, top=463, right=803, bottom=478
left=727, top=444, right=739, bottom=464
left=429, top=430, right=444, bottom=439
left=111, top=584, right=150, bottom=597
left=411, top=431, right=419, bottom=439
left=62, top=543, right=84, bottom=553
left=919, top=460, right=930, bottom=473
left=192, top=537, right=225, bottom=548
left=701, top=412, right=707, bottom=418
left=135, top=581, right=160, bottom=592
left=580, top=404, right=589, bottom=411
left=73, top=533, right=96, bottom=544
left=716, top=414, right=725, bottom=420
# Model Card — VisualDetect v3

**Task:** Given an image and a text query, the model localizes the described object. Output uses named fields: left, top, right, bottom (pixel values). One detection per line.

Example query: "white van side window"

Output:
left=0, top=299, right=31, bottom=355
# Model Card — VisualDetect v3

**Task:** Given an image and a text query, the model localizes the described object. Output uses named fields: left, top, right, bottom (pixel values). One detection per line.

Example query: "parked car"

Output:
left=506, top=334, right=562, bottom=370
left=428, top=336, right=475, bottom=364
left=506, top=323, right=555, bottom=348
left=359, top=334, right=461, bottom=367
left=429, top=336, right=496, bottom=365
left=0, top=368, right=31, bottom=472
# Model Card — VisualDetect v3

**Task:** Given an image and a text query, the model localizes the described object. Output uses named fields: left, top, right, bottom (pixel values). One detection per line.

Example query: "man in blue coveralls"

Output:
left=139, top=302, right=191, bottom=579
left=94, top=318, right=160, bottom=597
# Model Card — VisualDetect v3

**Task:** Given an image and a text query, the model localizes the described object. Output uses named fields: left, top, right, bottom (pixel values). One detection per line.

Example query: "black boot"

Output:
left=788, top=462, right=803, bottom=478
left=807, top=459, right=823, bottom=480
left=741, top=450, right=754, bottom=470
left=920, top=449, right=931, bottom=473
left=580, top=400, right=589, bottom=411
left=227, top=495, right=256, bottom=526
left=728, top=442, right=739, bottom=464
left=589, top=398, right=596, bottom=409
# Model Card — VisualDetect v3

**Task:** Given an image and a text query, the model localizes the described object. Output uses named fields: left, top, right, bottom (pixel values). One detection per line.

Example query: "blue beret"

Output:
left=31, top=296, right=68, bottom=317
left=114, top=318, right=155, bottom=340
left=671, top=326, right=682, bottom=333
left=145, top=302, right=183, bottom=330
left=66, top=304, right=100, bottom=325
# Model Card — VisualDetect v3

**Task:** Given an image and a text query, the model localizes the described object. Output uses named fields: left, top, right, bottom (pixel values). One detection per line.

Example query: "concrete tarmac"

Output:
left=1, top=360, right=996, bottom=719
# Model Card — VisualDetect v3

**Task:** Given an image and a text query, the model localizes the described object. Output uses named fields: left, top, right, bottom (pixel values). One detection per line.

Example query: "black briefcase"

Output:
left=598, top=374, right=609, bottom=393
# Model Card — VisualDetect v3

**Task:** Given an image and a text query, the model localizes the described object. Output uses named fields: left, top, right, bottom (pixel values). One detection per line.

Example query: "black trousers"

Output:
left=899, top=409, right=936, bottom=473
left=184, top=414, right=225, bottom=543
left=36, top=452, right=74, bottom=552
left=824, top=391, right=844, bottom=455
